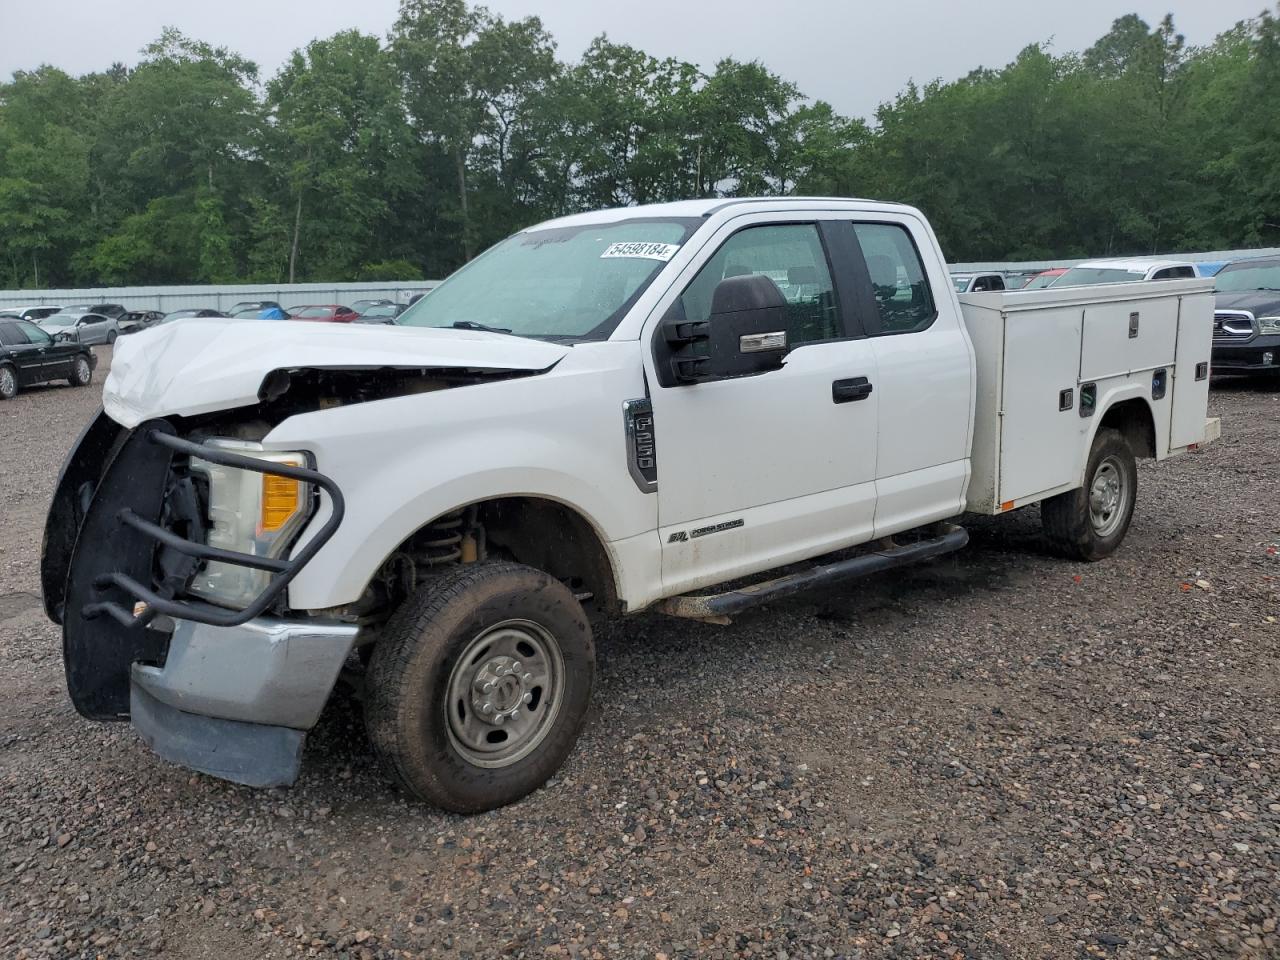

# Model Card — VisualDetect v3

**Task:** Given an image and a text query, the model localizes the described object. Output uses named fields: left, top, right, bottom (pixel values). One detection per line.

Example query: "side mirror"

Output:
left=659, top=275, right=790, bottom=385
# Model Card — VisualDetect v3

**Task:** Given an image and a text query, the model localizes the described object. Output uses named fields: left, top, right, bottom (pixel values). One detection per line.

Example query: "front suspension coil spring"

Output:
left=418, top=511, right=464, bottom=565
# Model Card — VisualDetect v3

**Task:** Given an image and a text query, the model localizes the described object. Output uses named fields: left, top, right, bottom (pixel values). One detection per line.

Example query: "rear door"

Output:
left=845, top=218, right=974, bottom=536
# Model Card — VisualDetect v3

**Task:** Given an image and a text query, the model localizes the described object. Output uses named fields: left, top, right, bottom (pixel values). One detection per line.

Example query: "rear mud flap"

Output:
left=63, top=421, right=175, bottom=720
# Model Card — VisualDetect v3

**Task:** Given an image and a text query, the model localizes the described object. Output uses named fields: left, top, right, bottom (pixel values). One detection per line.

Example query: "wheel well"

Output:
left=1099, top=397, right=1156, bottom=459
left=365, top=497, right=619, bottom=621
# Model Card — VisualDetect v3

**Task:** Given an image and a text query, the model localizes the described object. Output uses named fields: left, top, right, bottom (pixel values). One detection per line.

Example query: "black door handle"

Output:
left=832, top=377, right=873, bottom=403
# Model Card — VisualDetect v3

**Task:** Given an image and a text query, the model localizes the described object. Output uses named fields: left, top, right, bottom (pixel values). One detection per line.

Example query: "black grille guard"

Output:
left=82, top=428, right=345, bottom=629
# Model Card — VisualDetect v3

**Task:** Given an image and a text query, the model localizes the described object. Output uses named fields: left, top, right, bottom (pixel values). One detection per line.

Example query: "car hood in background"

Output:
left=103, top=319, right=570, bottom=427
left=1214, top=291, right=1280, bottom=317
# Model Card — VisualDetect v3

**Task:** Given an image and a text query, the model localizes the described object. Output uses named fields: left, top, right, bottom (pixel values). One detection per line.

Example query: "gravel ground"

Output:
left=1, top=349, right=1277, bottom=960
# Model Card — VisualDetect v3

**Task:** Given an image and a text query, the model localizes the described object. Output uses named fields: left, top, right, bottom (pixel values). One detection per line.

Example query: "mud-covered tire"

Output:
left=69, top=355, right=92, bottom=387
left=365, top=561, right=594, bottom=813
left=1041, top=427, right=1137, bottom=561
left=0, top=364, right=15, bottom=400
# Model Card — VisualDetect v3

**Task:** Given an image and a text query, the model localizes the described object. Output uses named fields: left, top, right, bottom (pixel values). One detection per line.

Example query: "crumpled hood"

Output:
left=103, top=319, right=569, bottom=428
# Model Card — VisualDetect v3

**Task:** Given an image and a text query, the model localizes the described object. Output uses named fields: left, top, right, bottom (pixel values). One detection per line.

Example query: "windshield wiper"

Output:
left=447, top=320, right=513, bottom=334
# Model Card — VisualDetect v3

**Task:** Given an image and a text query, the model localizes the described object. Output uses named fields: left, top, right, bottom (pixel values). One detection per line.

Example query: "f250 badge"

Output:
left=667, top=518, right=744, bottom=543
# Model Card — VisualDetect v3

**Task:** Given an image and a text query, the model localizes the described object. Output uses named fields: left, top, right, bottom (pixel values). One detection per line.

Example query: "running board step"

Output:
left=655, top=523, right=969, bottom=621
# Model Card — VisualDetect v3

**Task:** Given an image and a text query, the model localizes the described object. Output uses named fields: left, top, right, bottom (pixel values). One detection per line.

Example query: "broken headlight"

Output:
left=187, top=439, right=312, bottom=609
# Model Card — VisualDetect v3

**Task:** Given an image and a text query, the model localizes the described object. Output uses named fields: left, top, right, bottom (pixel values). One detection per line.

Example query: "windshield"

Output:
left=1050, top=267, right=1146, bottom=288
left=296, top=306, right=333, bottom=318
left=951, top=276, right=971, bottom=293
left=397, top=218, right=699, bottom=340
left=363, top=305, right=397, bottom=317
left=1216, top=261, right=1280, bottom=292
left=1023, top=272, right=1062, bottom=290
left=42, top=315, right=77, bottom=326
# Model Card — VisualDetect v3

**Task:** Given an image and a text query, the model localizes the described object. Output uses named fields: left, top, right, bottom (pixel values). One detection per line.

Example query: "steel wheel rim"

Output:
left=0, top=368, right=13, bottom=396
left=445, top=618, right=565, bottom=769
left=1088, top=456, right=1128, bottom=537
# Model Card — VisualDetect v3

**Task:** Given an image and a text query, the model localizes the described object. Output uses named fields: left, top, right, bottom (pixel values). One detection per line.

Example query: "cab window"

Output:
left=852, top=223, right=937, bottom=334
left=678, top=223, right=841, bottom=346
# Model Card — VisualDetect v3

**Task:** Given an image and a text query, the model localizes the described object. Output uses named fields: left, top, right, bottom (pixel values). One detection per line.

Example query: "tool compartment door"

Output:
left=1169, top=288, right=1214, bottom=450
left=1079, top=292, right=1178, bottom=382
left=998, top=307, right=1087, bottom=503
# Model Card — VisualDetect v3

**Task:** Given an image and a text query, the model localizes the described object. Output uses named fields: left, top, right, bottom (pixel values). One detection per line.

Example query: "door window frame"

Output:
left=646, top=217, right=873, bottom=387
left=840, top=219, right=941, bottom=337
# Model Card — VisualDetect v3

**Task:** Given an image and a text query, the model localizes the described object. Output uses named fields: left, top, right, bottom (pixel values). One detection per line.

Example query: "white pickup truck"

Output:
left=43, top=198, right=1219, bottom=812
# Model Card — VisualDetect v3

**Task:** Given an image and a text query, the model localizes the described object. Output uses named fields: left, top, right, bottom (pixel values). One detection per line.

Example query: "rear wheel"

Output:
left=1041, top=427, right=1137, bottom=561
left=365, top=561, right=594, bottom=813
left=106, top=330, right=117, bottom=345
left=69, top=355, right=92, bottom=387
left=0, top=364, right=16, bottom=400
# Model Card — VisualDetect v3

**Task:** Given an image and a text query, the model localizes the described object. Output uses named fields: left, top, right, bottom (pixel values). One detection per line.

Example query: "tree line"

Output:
left=1, top=1, right=1279, bottom=289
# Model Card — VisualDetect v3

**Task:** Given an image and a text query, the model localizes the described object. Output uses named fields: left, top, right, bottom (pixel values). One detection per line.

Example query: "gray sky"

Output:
left=0, top=0, right=1267, bottom=119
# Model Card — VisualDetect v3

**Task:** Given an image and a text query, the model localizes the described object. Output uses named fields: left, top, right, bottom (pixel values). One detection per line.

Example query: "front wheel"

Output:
left=69, top=355, right=92, bottom=387
left=365, top=561, right=594, bottom=813
left=1041, top=427, right=1137, bottom=561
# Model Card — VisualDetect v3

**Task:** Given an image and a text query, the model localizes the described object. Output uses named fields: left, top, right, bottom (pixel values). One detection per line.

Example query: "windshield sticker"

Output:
left=600, top=241, right=680, bottom=262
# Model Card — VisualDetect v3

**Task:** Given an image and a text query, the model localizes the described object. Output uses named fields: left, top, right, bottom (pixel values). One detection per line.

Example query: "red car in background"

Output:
left=291, top=304, right=358, bottom=323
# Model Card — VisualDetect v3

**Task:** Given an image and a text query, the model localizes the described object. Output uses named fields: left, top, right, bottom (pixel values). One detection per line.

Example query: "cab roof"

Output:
left=526, top=196, right=916, bottom=232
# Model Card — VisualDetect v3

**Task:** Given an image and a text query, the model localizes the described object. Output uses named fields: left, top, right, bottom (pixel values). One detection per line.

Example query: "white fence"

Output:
left=0, top=280, right=440, bottom=313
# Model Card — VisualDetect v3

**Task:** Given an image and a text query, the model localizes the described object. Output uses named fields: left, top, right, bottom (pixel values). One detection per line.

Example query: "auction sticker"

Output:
left=600, top=241, right=680, bottom=262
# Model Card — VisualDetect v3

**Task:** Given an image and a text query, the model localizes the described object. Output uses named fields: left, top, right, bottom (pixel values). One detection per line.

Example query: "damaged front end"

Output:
left=44, top=413, right=355, bottom=787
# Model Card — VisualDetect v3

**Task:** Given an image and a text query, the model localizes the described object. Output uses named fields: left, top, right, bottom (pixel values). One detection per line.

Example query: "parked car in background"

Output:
left=1048, top=259, right=1199, bottom=288
left=1209, top=255, right=1280, bottom=376
left=1021, top=268, right=1068, bottom=290
left=63, top=303, right=128, bottom=321
left=0, top=304, right=63, bottom=322
left=0, top=317, right=96, bottom=399
left=228, top=301, right=284, bottom=318
left=292, top=304, right=358, bottom=323
left=119, top=310, right=166, bottom=335
left=951, top=272, right=1007, bottom=293
left=38, top=311, right=120, bottom=345
left=355, top=303, right=406, bottom=324
left=161, top=309, right=228, bottom=324
left=350, top=298, right=396, bottom=315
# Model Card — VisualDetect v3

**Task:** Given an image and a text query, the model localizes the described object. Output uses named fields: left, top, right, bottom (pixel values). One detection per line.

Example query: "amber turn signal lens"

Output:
left=259, top=469, right=301, bottom=533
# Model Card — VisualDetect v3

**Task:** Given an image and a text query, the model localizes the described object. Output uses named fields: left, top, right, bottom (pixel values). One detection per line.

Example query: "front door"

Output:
left=644, top=218, right=881, bottom=595
left=10, top=320, right=58, bottom=384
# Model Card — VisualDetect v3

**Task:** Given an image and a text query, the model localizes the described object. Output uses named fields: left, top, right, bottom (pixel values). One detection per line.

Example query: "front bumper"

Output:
left=1212, top=336, right=1280, bottom=373
left=129, top=615, right=357, bottom=787
left=132, top=616, right=358, bottom=729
